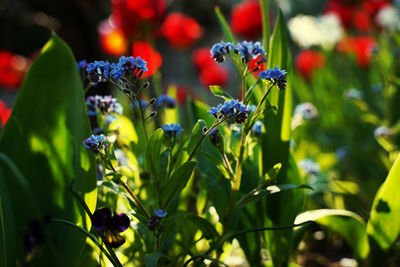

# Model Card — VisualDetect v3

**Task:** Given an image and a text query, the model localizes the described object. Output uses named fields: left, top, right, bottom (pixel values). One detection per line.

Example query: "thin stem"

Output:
left=252, top=81, right=275, bottom=120
left=84, top=82, right=93, bottom=95
left=106, top=159, right=150, bottom=219
left=222, top=153, right=235, bottom=181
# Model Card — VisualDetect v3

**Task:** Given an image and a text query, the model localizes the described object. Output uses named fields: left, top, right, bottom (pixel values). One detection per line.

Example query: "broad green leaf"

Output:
left=187, top=120, right=206, bottom=157
left=0, top=166, right=15, bottom=267
left=145, top=253, right=169, bottom=267
left=0, top=33, right=97, bottom=265
left=214, top=6, right=235, bottom=43
left=367, top=153, right=400, bottom=251
left=145, top=128, right=163, bottom=183
left=295, top=209, right=369, bottom=259
left=159, top=161, right=197, bottom=208
left=236, top=184, right=311, bottom=209
left=209, top=85, right=233, bottom=101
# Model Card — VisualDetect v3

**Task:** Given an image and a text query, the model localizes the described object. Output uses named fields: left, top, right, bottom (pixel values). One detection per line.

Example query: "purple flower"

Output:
left=162, top=123, right=184, bottom=137
left=82, top=134, right=108, bottom=154
left=91, top=208, right=130, bottom=248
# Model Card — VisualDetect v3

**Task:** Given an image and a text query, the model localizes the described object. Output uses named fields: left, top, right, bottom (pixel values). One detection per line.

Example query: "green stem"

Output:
left=50, top=219, right=122, bottom=267
left=222, top=153, right=235, bottom=181
left=106, top=159, right=150, bottom=219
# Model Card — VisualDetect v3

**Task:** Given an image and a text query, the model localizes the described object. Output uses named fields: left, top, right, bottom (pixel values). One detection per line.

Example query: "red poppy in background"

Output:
left=295, top=50, right=325, bottom=79
left=0, top=50, right=29, bottom=90
left=231, top=0, right=262, bottom=40
left=111, top=0, right=167, bottom=39
left=131, top=41, right=162, bottom=78
left=192, top=48, right=214, bottom=71
left=324, top=0, right=390, bottom=31
left=192, top=48, right=229, bottom=88
left=337, top=36, right=376, bottom=67
left=199, top=64, right=229, bottom=88
left=99, top=19, right=128, bottom=56
left=161, top=13, right=203, bottom=50
left=0, top=100, right=11, bottom=126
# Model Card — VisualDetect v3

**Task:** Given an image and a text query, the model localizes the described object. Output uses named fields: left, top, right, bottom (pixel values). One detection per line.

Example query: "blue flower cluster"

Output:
left=208, top=99, right=251, bottom=124
left=259, top=66, right=287, bottom=90
left=147, top=209, right=167, bottom=231
left=162, top=123, right=184, bottom=137
left=86, top=56, right=148, bottom=84
left=210, top=41, right=266, bottom=64
left=86, top=95, right=123, bottom=116
left=82, top=134, right=108, bottom=154
left=76, top=60, right=88, bottom=73
left=155, top=95, right=176, bottom=108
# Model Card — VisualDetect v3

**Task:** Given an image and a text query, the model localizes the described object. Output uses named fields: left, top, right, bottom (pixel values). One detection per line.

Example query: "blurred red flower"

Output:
left=161, top=13, right=203, bottom=50
left=324, top=0, right=390, bottom=31
left=131, top=41, right=162, bottom=78
left=192, top=48, right=229, bottom=87
left=0, top=50, right=29, bottom=90
left=192, top=48, right=214, bottom=71
left=337, top=36, right=376, bottom=67
left=111, top=0, right=166, bottom=39
left=231, top=0, right=262, bottom=40
left=199, top=64, right=229, bottom=88
left=0, top=100, right=11, bottom=126
left=296, top=50, right=325, bottom=79
left=99, top=19, right=128, bottom=56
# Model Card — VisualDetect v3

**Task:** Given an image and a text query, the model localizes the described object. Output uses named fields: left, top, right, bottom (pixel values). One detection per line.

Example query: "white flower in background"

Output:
left=299, top=159, right=320, bottom=176
left=376, top=5, right=400, bottom=31
left=291, top=102, right=318, bottom=130
left=374, top=126, right=392, bottom=138
left=288, top=14, right=343, bottom=49
left=344, top=88, right=363, bottom=100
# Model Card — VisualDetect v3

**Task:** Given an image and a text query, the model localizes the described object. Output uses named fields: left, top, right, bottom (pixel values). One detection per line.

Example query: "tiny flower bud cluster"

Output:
left=147, top=209, right=167, bottom=231
left=208, top=99, right=251, bottom=124
left=210, top=41, right=266, bottom=64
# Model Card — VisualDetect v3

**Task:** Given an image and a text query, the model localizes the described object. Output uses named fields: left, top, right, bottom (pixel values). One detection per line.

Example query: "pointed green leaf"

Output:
left=159, top=161, right=197, bottom=208
left=0, top=33, right=97, bottom=265
left=209, top=85, right=233, bottom=101
left=367, top=153, right=400, bottom=251
left=187, top=120, right=206, bottom=157
left=145, top=253, right=169, bottom=267
left=214, top=6, right=235, bottom=43
left=145, top=128, right=164, bottom=181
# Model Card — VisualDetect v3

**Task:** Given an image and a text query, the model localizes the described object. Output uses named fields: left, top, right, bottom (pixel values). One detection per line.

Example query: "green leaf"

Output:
left=0, top=166, right=15, bottom=267
left=295, top=209, right=369, bottom=259
left=145, top=253, right=169, bottom=267
left=186, top=213, right=220, bottom=240
left=214, top=6, right=235, bottom=43
left=259, top=163, right=282, bottom=187
left=209, top=85, right=233, bottom=101
left=0, top=33, right=97, bottom=265
left=236, top=184, right=311, bottom=209
left=187, top=120, right=206, bottom=157
left=260, top=0, right=270, bottom=52
left=367, top=153, right=400, bottom=251
left=159, top=161, right=197, bottom=208
left=145, top=128, right=164, bottom=182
